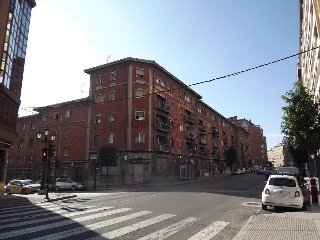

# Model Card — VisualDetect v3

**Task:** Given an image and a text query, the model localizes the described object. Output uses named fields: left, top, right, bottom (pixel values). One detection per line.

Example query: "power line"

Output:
left=19, top=45, right=318, bottom=111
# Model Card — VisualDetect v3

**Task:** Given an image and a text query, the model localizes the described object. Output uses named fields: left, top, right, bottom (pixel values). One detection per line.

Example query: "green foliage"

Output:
left=225, top=146, right=237, bottom=167
left=97, top=144, right=118, bottom=168
left=281, top=80, right=320, bottom=150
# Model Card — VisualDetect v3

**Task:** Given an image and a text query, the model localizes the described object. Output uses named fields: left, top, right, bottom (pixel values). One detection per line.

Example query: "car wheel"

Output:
left=22, top=189, right=27, bottom=195
left=262, top=203, right=268, bottom=210
left=71, top=186, right=76, bottom=191
left=6, top=189, right=10, bottom=195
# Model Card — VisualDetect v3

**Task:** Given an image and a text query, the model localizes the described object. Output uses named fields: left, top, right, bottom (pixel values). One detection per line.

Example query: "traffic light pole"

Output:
left=40, top=147, right=47, bottom=191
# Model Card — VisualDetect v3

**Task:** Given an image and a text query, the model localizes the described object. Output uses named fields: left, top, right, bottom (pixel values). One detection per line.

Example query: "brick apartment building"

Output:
left=0, top=0, right=36, bottom=184
left=7, top=58, right=252, bottom=186
left=228, top=117, right=267, bottom=166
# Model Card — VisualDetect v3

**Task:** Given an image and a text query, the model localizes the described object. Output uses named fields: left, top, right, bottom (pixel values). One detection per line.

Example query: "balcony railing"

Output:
left=186, top=131, right=196, bottom=139
left=199, top=151, right=208, bottom=158
left=199, top=137, right=207, bottom=145
left=154, top=143, right=171, bottom=152
left=185, top=114, right=195, bottom=123
left=154, top=122, right=172, bottom=132
left=199, top=123, right=206, bottom=131
left=155, top=100, right=171, bottom=113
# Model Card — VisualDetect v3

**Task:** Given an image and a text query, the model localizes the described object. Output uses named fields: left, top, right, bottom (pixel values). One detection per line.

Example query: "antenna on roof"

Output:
left=107, top=55, right=111, bottom=64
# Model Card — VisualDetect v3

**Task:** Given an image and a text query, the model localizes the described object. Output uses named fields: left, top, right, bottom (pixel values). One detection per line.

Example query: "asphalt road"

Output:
left=0, top=172, right=269, bottom=239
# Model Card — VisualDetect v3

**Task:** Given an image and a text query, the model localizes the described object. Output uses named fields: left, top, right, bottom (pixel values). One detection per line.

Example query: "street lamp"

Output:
left=37, top=128, right=56, bottom=199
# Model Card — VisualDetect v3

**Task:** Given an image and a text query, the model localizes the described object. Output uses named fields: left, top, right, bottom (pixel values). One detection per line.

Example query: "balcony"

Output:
left=155, top=100, right=171, bottom=113
left=154, top=122, right=172, bottom=132
left=199, top=151, right=208, bottom=158
left=199, top=123, right=206, bottom=131
left=185, top=114, right=195, bottom=123
left=186, top=131, right=196, bottom=139
left=199, top=137, right=207, bottom=145
left=154, top=143, right=171, bottom=152
left=212, top=129, right=219, bottom=138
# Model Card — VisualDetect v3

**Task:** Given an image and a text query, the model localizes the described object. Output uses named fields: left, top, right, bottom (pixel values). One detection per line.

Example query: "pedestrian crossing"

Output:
left=0, top=201, right=230, bottom=239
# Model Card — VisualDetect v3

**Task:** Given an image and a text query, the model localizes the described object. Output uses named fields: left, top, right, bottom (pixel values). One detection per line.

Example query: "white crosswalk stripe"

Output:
left=1, top=203, right=230, bottom=240
left=187, top=221, right=230, bottom=240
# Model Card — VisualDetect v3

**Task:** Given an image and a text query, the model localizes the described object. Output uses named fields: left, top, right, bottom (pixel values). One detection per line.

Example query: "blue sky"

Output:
left=19, top=0, right=299, bottom=149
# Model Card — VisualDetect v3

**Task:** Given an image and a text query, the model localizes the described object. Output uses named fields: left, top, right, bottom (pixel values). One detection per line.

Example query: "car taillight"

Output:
left=265, top=188, right=270, bottom=195
left=294, top=191, right=300, bottom=197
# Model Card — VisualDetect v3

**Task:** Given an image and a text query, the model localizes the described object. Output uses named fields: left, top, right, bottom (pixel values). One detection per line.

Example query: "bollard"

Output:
left=306, top=177, right=320, bottom=206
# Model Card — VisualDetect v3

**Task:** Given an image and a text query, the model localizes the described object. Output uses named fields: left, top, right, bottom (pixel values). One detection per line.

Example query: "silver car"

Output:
left=55, top=177, right=86, bottom=191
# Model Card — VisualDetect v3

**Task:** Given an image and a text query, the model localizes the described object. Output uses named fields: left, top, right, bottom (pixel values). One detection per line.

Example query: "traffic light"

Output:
left=95, top=163, right=100, bottom=172
left=42, top=147, right=48, bottom=162
left=49, top=144, right=56, bottom=157
left=54, top=159, right=60, bottom=169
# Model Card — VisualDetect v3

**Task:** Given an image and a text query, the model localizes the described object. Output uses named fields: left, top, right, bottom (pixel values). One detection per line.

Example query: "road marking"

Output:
left=30, top=211, right=152, bottom=240
left=0, top=206, right=116, bottom=239
left=137, top=217, right=197, bottom=240
left=90, top=214, right=175, bottom=240
left=187, top=221, right=230, bottom=240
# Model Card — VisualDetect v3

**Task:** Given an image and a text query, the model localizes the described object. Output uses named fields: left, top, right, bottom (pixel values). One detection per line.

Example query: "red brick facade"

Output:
left=7, top=58, right=252, bottom=186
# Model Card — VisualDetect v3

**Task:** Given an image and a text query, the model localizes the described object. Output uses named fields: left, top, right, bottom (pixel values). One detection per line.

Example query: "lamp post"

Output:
left=28, top=155, right=33, bottom=179
left=37, top=128, right=56, bottom=199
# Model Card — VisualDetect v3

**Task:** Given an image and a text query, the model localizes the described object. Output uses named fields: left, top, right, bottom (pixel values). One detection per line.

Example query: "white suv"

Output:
left=262, top=174, right=307, bottom=211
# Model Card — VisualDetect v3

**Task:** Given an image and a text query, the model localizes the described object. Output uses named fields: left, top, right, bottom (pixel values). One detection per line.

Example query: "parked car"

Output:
left=55, top=177, right=86, bottom=191
left=245, top=168, right=252, bottom=173
left=261, top=174, right=308, bottom=211
left=240, top=168, right=246, bottom=174
left=231, top=168, right=242, bottom=175
left=5, top=179, right=40, bottom=195
left=256, top=168, right=265, bottom=175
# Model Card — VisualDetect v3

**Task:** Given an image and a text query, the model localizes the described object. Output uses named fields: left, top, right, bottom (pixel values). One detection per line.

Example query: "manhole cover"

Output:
left=240, top=202, right=261, bottom=207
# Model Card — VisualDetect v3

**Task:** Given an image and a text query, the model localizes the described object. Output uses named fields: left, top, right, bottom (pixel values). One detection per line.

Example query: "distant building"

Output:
left=7, top=58, right=251, bottom=186
left=268, top=143, right=284, bottom=167
left=228, top=117, right=267, bottom=166
left=0, top=0, right=36, bottom=182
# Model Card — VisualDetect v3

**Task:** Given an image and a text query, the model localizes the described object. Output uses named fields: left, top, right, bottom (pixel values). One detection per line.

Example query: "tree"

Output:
left=225, top=146, right=237, bottom=169
left=281, top=80, right=320, bottom=176
left=97, top=144, right=118, bottom=188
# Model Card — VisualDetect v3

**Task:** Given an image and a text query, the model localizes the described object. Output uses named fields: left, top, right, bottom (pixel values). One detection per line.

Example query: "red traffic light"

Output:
left=42, top=147, right=48, bottom=161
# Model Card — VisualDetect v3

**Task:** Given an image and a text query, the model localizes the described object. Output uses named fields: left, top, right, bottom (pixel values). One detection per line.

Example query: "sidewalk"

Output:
left=233, top=205, right=320, bottom=240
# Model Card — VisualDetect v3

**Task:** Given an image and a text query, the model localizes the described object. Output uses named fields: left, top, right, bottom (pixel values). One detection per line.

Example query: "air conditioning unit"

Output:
left=136, top=116, right=144, bottom=120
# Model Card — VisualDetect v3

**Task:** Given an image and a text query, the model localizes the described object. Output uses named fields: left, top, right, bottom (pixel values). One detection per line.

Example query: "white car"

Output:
left=261, top=175, right=307, bottom=211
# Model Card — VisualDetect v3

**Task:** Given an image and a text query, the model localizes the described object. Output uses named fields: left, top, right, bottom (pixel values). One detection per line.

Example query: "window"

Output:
left=109, top=91, right=115, bottom=101
left=136, top=68, right=145, bottom=78
left=135, top=111, right=145, bottom=120
left=31, top=122, right=35, bottom=129
left=94, top=135, right=100, bottom=145
left=64, top=129, right=70, bottom=137
left=53, top=130, right=58, bottom=138
left=95, top=94, right=102, bottom=103
left=63, top=148, right=69, bottom=156
left=19, top=139, right=24, bottom=148
left=43, top=114, right=48, bottom=121
left=135, top=89, right=145, bottom=98
left=169, top=84, right=173, bottom=93
left=29, top=138, right=34, bottom=147
left=65, top=110, right=71, bottom=118
left=156, top=77, right=166, bottom=87
left=54, top=112, right=59, bottom=120
left=18, top=156, right=24, bottom=164
left=96, top=75, right=103, bottom=84
left=180, top=140, right=184, bottom=149
left=108, top=112, right=114, bottom=122
left=184, top=94, right=190, bottom=103
left=180, top=124, right=184, bottom=132
left=179, top=90, right=183, bottom=98
left=20, top=123, right=25, bottom=130
left=7, top=157, right=12, bottom=164
left=134, top=133, right=145, bottom=143
left=95, top=114, right=101, bottom=124
left=108, top=133, right=114, bottom=144
left=110, top=71, right=116, bottom=81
